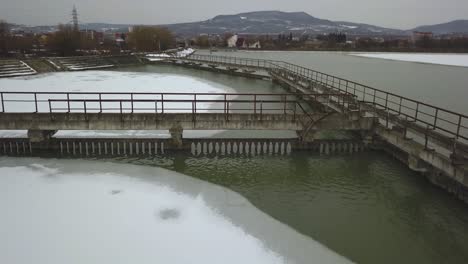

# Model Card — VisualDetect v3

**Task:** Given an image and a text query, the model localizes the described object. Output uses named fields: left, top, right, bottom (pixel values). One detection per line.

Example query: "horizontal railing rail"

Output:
left=0, top=92, right=352, bottom=125
left=174, top=53, right=285, bottom=69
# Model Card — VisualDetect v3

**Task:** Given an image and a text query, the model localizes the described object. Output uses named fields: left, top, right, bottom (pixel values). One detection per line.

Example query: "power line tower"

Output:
left=72, top=5, right=79, bottom=31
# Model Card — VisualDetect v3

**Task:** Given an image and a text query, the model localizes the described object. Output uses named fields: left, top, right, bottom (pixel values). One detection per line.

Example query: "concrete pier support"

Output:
left=169, top=124, right=184, bottom=149
left=27, top=130, right=57, bottom=143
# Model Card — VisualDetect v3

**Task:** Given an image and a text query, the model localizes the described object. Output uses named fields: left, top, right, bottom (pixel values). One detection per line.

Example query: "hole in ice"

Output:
left=158, top=208, right=180, bottom=220
left=110, top=190, right=123, bottom=195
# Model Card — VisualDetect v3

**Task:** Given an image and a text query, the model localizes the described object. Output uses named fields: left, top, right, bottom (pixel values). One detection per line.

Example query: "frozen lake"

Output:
left=2, top=59, right=468, bottom=264
left=352, top=53, right=468, bottom=67
left=0, top=157, right=351, bottom=264
left=0, top=69, right=296, bottom=139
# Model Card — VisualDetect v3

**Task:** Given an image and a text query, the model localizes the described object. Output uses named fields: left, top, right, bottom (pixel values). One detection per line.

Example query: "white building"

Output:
left=227, top=35, right=238, bottom=48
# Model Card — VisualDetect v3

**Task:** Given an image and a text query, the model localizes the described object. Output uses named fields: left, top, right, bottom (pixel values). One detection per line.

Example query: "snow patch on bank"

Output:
left=352, top=53, right=468, bottom=67
left=146, top=48, right=195, bottom=61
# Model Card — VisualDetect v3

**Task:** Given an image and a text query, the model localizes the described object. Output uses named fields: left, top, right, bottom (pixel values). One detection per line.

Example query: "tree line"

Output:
left=189, top=30, right=468, bottom=52
left=0, top=20, right=176, bottom=57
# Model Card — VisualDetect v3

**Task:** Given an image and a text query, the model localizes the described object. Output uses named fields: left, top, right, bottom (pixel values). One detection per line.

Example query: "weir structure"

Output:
left=1, top=53, right=468, bottom=202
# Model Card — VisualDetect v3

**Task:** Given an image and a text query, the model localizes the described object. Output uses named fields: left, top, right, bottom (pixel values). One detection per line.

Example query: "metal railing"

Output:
left=0, top=91, right=352, bottom=121
left=174, top=53, right=284, bottom=69
left=176, top=54, right=468, bottom=145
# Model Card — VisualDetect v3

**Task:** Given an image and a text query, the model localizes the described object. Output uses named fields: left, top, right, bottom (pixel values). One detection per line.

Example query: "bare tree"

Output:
left=0, top=20, right=10, bottom=55
left=47, top=24, right=80, bottom=56
left=127, top=26, right=175, bottom=52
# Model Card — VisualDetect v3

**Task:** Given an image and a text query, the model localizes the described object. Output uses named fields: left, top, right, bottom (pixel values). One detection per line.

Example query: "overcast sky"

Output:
left=1, top=0, right=467, bottom=29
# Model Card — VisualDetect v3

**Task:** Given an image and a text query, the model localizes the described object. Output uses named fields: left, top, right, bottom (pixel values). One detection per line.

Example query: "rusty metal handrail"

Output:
left=176, top=54, right=467, bottom=143
left=0, top=92, right=351, bottom=119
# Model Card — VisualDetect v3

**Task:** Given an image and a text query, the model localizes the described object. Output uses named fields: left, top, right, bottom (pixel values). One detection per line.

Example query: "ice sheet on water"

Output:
left=352, top=52, right=468, bottom=67
left=54, top=130, right=171, bottom=138
left=146, top=48, right=195, bottom=59
left=0, top=130, right=27, bottom=138
left=0, top=70, right=234, bottom=113
left=0, top=70, right=235, bottom=138
left=0, top=157, right=353, bottom=264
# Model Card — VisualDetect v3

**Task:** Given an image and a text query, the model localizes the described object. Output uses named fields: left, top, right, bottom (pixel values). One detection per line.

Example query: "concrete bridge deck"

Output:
left=0, top=91, right=372, bottom=143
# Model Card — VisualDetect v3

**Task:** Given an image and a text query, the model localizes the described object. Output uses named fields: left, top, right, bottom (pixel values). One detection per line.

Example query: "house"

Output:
left=412, top=31, right=433, bottom=42
left=227, top=35, right=238, bottom=48
left=248, top=41, right=261, bottom=49
left=236, top=38, right=247, bottom=49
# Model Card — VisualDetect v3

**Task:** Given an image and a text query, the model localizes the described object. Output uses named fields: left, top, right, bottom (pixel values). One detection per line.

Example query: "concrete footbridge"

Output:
left=0, top=91, right=372, bottom=143
left=1, top=53, right=468, bottom=202
left=162, top=53, right=468, bottom=202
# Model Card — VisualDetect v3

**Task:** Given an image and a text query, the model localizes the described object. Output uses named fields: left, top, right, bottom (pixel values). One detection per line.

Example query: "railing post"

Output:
left=1, top=92, right=4, bottom=113
left=384, top=93, right=389, bottom=110
left=192, top=101, right=195, bottom=122
left=226, top=97, right=230, bottom=121
left=67, top=93, right=70, bottom=113
left=120, top=100, right=123, bottom=116
left=260, top=102, right=263, bottom=121
left=34, top=93, right=38, bottom=113
left=373, top=90, right=376, bottom=105
left=84, top=101, right=87, bottom=120
left=131, top=93, right=134, bottom=114
left=161, top=94, right=164, bottom=114
left=456, top=116, right=462, bottom=139
left=254, top=94, right=257, bottom=116
left=194, top=94, right=197, bottom=114
left=224, top=94, right=227, bottom=115
left=99, top=93, right=102, bottom=113
left=48, top=100, right=52, bottom=115
left=398, top=97, right=403, bottom=115
left=414, top=102, right=419, bottom=121
left=433, top=109, right=438, bottom=130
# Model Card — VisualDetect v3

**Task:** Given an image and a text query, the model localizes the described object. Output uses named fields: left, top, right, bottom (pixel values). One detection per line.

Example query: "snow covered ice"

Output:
left=352, top=53, right=468, bottom=67
left=0, top=70, right=234, bottom=113
left=0, top=157, right=353, bottom=264
left=0, top=70, right=235, bottom=138
left=146, top=48, right=195, bottom=61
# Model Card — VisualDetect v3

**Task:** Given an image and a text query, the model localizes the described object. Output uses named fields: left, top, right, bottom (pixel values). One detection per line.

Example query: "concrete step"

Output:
left=0, top=61, right=21, bottom=65
left=0, top=71, right=36, bottom=78
left=61, top=61, right=108, bottom=66
left=0, top=64, right=23, bottom=69
left=60, top=61, right=110, bottom=67
left=0, top=66, right=27, bottom=71
left=0, top=68, right=35, bottom=74
left=67, top=64, right=114, bottom=71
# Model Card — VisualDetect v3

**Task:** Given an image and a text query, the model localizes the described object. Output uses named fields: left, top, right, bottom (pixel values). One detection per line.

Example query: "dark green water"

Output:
left=114, top=152, right=468, bottom=264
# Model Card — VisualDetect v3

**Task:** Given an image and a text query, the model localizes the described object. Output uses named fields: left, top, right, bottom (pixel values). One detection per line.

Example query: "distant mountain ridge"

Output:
left=412, top=20, right=468, bottom=34
left=11, top=11, right=468, bottom=37
left=163, top=11, right=406, bottom=36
